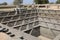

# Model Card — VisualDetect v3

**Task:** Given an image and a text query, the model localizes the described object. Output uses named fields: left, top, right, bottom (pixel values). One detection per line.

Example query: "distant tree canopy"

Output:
left=13, top=0, right=23, bottom=5
left=34, top=0, right=49, bottom=4
left=49, top=2, right=54, bottom=4
left=0, top=2, right=7, bottom=5
left=56, top=0, right=60, bottom=4
left=3, top=2, right=7, bottom=5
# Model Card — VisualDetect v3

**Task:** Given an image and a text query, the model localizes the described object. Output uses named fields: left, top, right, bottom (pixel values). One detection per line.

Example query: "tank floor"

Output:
left=38, top=35, right=51, bottom=40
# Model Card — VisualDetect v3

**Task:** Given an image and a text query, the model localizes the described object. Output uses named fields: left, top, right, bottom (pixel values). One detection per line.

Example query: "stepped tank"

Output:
left=0, top=4, right=60, bottom=40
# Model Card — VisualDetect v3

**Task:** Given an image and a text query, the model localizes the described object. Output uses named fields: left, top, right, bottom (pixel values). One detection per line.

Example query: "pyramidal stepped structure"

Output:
left=0, top=4, right=60, bottom=40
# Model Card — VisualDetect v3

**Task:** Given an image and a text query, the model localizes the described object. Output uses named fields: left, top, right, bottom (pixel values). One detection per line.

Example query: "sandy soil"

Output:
left=0, top=32, right=12, bottom=40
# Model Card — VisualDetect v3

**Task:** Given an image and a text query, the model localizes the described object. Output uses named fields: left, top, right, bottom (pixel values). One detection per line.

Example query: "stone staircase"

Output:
left=38, top=9, right=60, bottom=39
left=0, top=23, right=40, bottom=40
left=0, top=4, right=60, bottom=40
left=0, top=6, right=40, bottom=40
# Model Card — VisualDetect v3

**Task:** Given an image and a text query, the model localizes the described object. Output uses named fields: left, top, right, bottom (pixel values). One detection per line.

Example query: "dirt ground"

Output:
left=0, top=32, right=12, bottom=40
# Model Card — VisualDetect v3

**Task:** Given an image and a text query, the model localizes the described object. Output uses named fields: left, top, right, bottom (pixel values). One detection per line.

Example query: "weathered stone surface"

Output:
left=0, top=4, right=60, bottom=40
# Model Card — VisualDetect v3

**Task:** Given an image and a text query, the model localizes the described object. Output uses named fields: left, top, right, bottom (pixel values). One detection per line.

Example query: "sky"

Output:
left=0, top=0, right=57, bottom=5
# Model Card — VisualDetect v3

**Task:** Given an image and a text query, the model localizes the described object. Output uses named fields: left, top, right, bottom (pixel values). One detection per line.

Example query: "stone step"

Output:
left=0, top=23, right=40, bottom=40
left=38, top=35, right=52, bottom=40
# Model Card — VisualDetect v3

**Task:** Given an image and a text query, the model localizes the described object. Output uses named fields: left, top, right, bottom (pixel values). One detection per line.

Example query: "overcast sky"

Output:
left=0, top=0, right=57, bottom=5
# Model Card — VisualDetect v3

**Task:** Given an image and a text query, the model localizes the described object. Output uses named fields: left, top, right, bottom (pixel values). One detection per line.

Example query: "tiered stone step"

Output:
left=0, top=23, right=40, bottom=40
left=0, top=8, right=39, bottom=32
left=38, top=9, right=60, bottom=39
left=0, top=6, right=40, bottom=40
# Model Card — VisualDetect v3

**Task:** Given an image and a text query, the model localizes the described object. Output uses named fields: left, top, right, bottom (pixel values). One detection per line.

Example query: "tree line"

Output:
left=34, top=0, right=60, bottom=4
left=13, top=0, right=60, bottom=5
left=1, top=0, right=60, bottom=5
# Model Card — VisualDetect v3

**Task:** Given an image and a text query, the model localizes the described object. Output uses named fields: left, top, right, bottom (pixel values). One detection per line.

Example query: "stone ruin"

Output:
left=0, top=4, right=60, bottom=40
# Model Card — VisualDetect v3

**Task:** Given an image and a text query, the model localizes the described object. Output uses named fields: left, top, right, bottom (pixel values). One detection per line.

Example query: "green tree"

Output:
left=49, top=2, right=54, bottom=4
left=0, top=2, right=7, bottom=5
left=34, top=0, right=49, bottom=4
left=13, top=0, right=23, bottom=5
left=3, top=2, right=7, bottom=5
left=56, top=0, right=60, bottom=4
